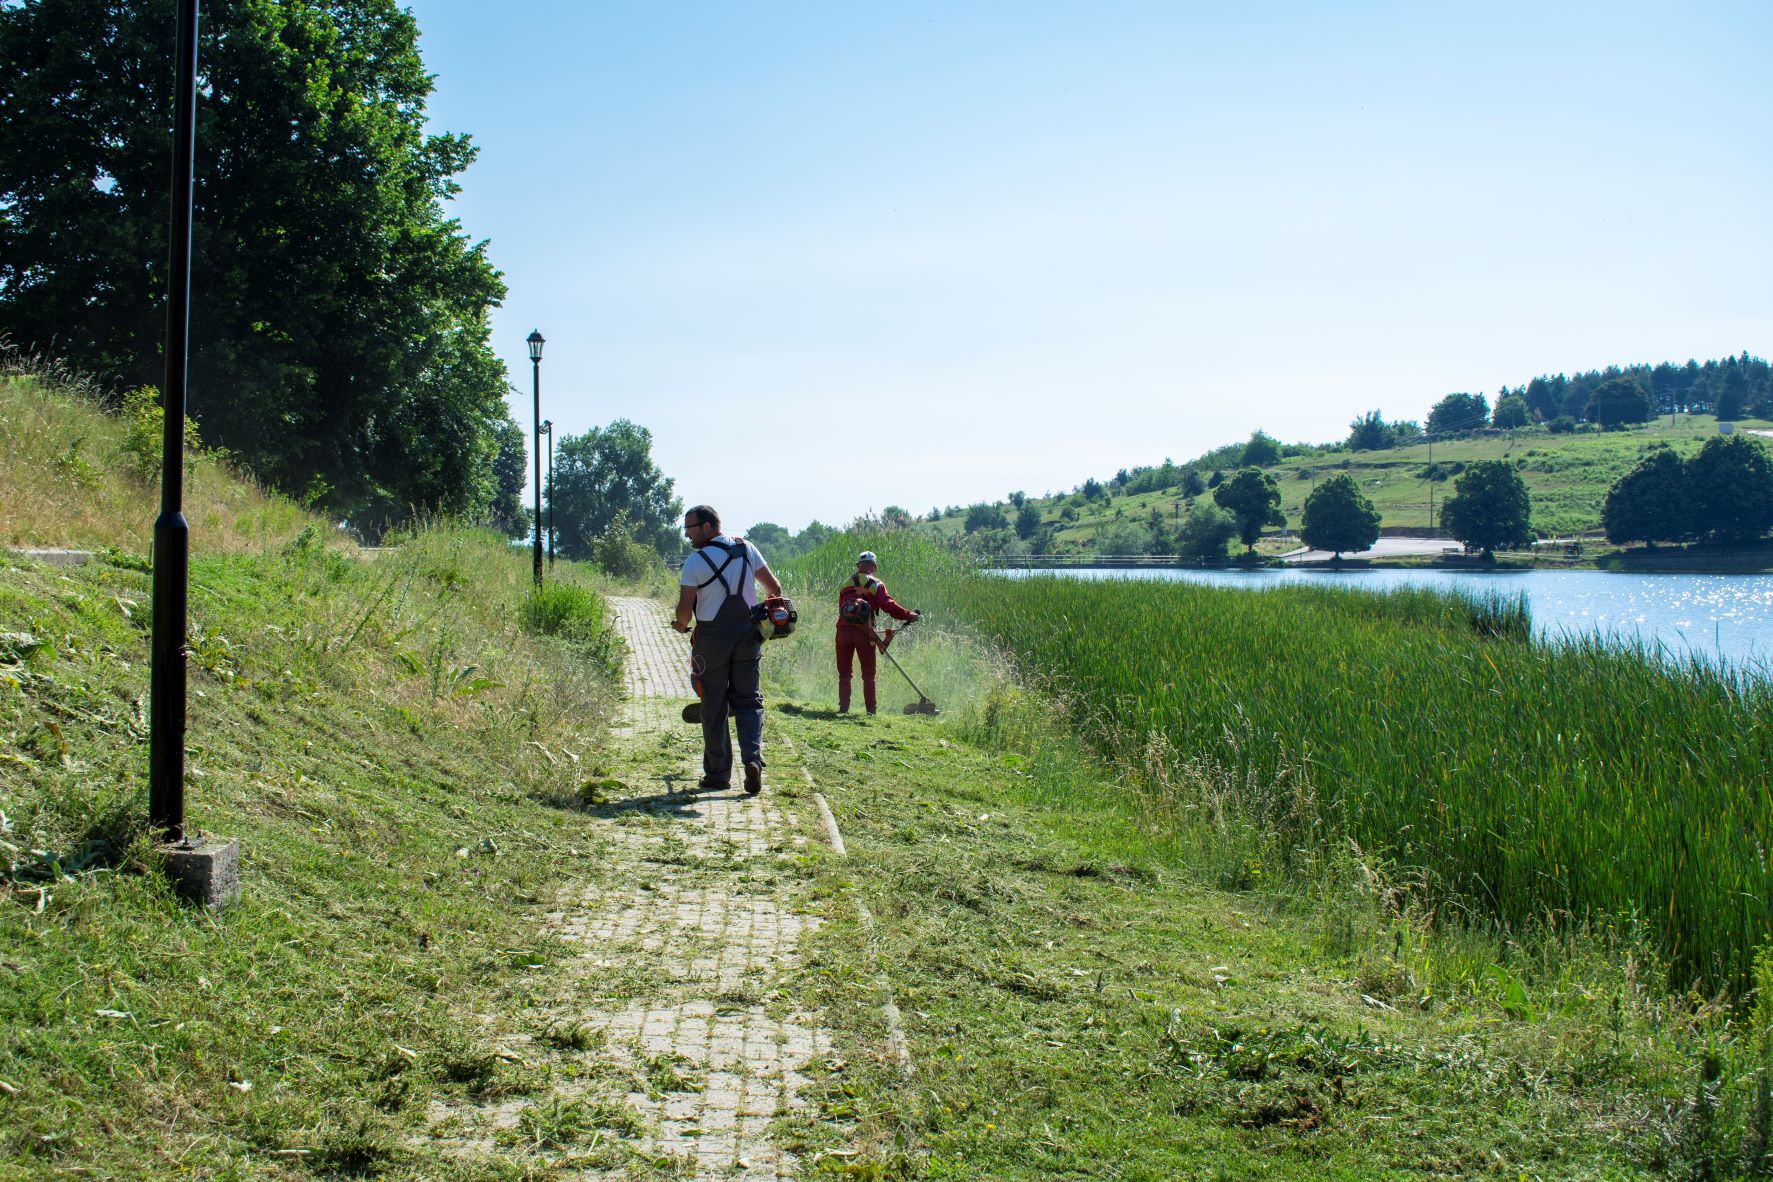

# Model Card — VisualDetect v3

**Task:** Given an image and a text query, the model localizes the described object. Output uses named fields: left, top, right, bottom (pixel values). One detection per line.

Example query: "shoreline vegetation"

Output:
left=781, top=534, right=1773, bottom=996
left=970, top=533, right=1773, bottom=575
left=768, top=534, right=1773, bottom=1176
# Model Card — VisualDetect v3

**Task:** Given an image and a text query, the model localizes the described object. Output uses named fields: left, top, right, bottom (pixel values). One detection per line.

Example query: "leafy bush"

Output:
left=520, top=582, right=620, bottom=670
left=591, top=514, right=658, bottom=580
left=119, top=385, right=202, bottom=482
left=1177, top=501, right=1236, bottom=561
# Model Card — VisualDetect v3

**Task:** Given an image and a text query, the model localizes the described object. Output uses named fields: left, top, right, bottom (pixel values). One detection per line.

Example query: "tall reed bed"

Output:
left=786, top=535, right=1773, bottom=990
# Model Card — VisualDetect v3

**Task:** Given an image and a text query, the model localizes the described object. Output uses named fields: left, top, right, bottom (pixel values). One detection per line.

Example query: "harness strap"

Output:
left=694, top=540, right=750, bottom=603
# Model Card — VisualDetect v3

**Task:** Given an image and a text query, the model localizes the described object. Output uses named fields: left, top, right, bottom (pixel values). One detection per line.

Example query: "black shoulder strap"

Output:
left=694, top=541, right=750, bottom=595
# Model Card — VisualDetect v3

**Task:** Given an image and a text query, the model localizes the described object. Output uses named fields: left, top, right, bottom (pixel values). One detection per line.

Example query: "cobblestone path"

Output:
left=573, top=597, right=829, bottom=1179
left=426, top=597, right=831, bottom=1178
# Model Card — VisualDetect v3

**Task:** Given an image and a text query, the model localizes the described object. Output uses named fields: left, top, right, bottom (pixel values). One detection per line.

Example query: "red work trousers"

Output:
left=835, top=626, right=878, bottom=713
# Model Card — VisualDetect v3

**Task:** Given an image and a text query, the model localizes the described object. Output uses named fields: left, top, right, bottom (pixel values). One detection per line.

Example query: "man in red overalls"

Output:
left=836, top=550, right=920, bottom=715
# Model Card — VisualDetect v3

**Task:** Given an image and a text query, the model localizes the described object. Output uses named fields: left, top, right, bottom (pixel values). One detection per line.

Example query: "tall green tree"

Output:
left=1177, top=501, right=1236, bottom=562
left=1346, top=410, right=1392, bottom=450
left=965, top=503, right=1010, bottom=532
left=0, top=0, right=508, bottom=528
left=1713, top=365, right=1748, bottom=422
left=1212, top=467, right=1285, bottom=553
left=487, top=416, right=530, bottom=538
left=1426, top=392, right=1491, bottom=436
left=1241, top=430, right=1282, bottom=467
left=1523, top=375, right=1567, bottom=422
left=1491, top=394, right=1530, bottom=429
left=1686, top=433, right=1773, bottom=545
left=1602, top=445, right=1689, bottom=548
left=550, top=421, right=682, bottom=559
left=1439, top=460, right=1533, bottom=558
left=1584, top=376, right=1652, bottom=427
left=1300, top=473, right=1381, bottom=558
left=741, top=522, right=793, bottom=557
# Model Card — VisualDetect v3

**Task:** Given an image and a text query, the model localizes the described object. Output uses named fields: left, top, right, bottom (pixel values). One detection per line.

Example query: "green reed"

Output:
left=784, top=535, right=1773, bottom=990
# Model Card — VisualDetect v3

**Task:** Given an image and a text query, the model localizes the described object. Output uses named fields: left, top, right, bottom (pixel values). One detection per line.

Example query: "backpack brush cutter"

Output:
left=877, top=617, right=938, bottom=715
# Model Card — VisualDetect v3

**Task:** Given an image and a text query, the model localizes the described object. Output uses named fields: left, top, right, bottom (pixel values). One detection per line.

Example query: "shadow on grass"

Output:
left=776, top=702, right=863, bottom=722
left=582, top=775, right=725, bottom=819
left=2, top=800, right=144, bottom=886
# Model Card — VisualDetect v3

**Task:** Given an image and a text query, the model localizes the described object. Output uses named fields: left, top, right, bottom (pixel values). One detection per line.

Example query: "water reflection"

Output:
left=994, top=567, right=1773, bottom=674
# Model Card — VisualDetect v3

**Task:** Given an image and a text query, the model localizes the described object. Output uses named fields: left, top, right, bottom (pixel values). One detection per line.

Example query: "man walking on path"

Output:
left=674, top=505, right=781, bottom=794
left=836, top=550, right=920, bottom=715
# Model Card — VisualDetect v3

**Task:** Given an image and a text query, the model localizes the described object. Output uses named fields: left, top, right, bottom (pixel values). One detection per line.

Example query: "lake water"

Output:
left=995, top=567, right=1773, bottom=674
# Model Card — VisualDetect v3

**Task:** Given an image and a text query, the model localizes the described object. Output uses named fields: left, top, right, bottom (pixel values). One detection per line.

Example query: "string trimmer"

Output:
left=876, top=617, right=938, bottom=715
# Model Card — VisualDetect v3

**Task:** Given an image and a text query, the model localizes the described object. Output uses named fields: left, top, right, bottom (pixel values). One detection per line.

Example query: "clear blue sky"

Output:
left=405, top=0, right=1771, bottom=534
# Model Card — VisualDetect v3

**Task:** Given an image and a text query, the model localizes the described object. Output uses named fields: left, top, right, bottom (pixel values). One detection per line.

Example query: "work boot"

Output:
left=743, top=762, right=763, bottom=796
left=698, top=776, right=728, bottom=790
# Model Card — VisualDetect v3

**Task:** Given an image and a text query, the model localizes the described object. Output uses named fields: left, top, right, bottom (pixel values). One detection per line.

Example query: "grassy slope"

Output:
left=1, top=372, right=312, bottom=552
left=1, top=375, right=672, bottom=1178
left=917, top=414, right=1762, bottom=548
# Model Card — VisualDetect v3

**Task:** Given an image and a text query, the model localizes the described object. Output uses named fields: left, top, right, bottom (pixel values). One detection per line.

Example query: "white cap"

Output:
left=857, top=551, right=877, bottom=564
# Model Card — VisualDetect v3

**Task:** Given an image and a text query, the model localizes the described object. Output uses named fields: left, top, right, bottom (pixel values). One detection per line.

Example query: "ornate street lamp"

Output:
left=527, top=330, right=545, bottom=587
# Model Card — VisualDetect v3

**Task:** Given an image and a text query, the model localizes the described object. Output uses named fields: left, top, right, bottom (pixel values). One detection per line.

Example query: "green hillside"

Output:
left=919, top=414, right=1766, bottom=553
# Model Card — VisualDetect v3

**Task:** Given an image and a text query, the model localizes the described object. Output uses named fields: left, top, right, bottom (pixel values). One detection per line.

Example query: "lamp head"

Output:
left=526, top=330, right=545, bottom=362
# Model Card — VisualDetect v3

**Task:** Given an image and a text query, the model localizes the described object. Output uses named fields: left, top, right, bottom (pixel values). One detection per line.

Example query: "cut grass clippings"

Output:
left=766, top=706, right=1756, bottom=1181
left=0, top=523, right=646, bottom=1179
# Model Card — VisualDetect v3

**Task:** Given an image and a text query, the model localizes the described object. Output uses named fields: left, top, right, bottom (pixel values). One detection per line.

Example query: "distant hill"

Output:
left=909, top=351, right=1772, bottom=557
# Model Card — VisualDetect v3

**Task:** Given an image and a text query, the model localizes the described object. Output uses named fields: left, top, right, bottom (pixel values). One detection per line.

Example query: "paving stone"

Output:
left=555, top=597, right=832, bottom=1178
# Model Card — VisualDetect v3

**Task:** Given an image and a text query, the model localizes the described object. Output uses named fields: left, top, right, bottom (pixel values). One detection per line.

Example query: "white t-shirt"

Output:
left=679, top=535, right=768, bottom=621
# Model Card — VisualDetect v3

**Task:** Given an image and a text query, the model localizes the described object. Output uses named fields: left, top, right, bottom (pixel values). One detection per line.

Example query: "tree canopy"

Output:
left=1300, top=473, right=1381, bottom=558
left=1426, top=392, right=1491, bottom=436
left=0, top=0, right=510, bottom=530
left=1346, top=410, right=1391, bottom=450
left=1172, top=501, right=1233, bottom=562
left=549, top=421, right=682, bottom=559
left=1240, top=430, right=1282, bottom=468
left=965, top=502, right=1010, bottom=532
left=1491, top=394, right=1530, bottom=429
left=1584, top=376, right=1652, bottom=428
left=1602, top=445, right=1689, bottom=548
left=1686, top=434, right=1773, bottom=545
left=1439, top=460, right=1533, bottom=557
left=1212, top=467, right=1285, bottom=552
left=487, top=417, right=530, bottom=539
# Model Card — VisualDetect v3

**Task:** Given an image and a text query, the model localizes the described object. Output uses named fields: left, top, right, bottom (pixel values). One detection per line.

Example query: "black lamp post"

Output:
left=540, top=419, right=554, bottom=567
left=527, top=330, right=545, bottom=587
left=149, top=0, right=201, bottom=844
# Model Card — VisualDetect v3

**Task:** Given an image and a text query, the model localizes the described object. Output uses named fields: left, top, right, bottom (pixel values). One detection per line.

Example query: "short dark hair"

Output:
left=685, top=504, right=720, bottom=530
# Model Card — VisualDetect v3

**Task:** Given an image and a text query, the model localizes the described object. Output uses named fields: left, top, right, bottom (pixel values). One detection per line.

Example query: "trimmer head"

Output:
left=903, top=699, right=938, bottom=716
left=681, top=702, right=701, bottom=724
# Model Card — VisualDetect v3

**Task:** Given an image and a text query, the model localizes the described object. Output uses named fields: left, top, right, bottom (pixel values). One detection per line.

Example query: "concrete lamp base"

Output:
left=163, top=834, right=241, bottom=909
